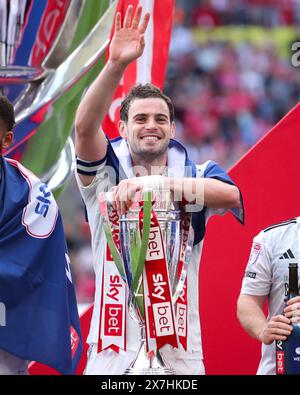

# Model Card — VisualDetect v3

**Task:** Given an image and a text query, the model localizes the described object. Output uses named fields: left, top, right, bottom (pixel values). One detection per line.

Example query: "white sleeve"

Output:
left=240, top=231, right=272, bottom=296
left=75, top=160, right=116, bottom=215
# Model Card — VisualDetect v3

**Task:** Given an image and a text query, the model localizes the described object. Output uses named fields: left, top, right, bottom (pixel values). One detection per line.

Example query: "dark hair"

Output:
left=120, top=83, right=174, bottom=123
left=0, top=96, right=15, bottom=131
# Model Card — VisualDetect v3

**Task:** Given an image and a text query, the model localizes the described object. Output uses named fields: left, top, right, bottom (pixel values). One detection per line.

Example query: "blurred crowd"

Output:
left=165, top=1, right=300, bottom=168
left=63, top=1, right=300, bottom=305
left=177, top=0, right=300, bottom=27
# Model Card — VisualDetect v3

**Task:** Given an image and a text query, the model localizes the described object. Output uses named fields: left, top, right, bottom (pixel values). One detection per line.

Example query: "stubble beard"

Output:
left=130, top=139, right=169, bottom=166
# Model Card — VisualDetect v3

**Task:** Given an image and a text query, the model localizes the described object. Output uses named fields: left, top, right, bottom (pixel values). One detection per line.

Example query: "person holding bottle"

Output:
left=237, top=217, right=300, bottom=375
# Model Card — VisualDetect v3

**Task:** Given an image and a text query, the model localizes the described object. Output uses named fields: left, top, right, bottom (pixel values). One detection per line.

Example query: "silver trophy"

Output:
left=99, top=182, right=194, bottom=375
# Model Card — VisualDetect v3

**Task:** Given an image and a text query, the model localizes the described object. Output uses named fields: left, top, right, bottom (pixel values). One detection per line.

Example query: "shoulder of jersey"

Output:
left=263, top=218, right=297, bottom=233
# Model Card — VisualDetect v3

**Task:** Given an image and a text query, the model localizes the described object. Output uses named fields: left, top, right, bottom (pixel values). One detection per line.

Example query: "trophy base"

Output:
left=123, top=341, right=176, bottom=375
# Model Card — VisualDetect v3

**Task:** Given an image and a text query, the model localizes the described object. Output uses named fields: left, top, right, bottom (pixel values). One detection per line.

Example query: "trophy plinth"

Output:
left=124, top=326, right=176, bottom=375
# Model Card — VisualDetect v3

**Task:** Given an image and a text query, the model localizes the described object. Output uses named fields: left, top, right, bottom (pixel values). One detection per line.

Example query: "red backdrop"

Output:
left=201, top=102, right=300, bottom=374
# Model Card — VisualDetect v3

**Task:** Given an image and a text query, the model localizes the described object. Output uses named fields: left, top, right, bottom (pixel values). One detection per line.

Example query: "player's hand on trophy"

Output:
left=260, top=315, right=293, bottom=345
left=284, top=296, right=300, bottom=324
left=109, top=4, right=150, bottom=68
left=111, top=178, right=144, bottom=215
left=111, top=176, right=166, bottom=215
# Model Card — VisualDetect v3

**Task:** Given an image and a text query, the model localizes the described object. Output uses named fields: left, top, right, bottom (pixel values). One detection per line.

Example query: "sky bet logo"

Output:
left=291, top=42, right=300, bottom=67
left=35, top=184, right=51, bottom=218
left=23, top=180, right=58, bottom=238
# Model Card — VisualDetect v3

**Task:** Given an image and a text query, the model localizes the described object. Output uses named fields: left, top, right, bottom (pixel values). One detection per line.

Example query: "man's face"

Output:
left=0, top=118, right=13, bottom=155
left=119, top=98, right=175, bottom=163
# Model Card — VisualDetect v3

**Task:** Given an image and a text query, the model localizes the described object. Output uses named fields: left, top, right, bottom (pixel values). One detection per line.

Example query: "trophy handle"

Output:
left=173, top=212, right=194, bottom=303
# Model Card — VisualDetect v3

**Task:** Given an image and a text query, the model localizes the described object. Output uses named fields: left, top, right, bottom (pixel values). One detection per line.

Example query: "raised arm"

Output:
left=74, top=5, right=150, bottom=184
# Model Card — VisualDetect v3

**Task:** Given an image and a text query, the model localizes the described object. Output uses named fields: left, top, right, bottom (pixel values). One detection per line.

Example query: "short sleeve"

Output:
left=199, top=161, right=244, bottom=224
left=240, top=231, right=272, bottom=296
left=75, top=159, right=118, bottom=218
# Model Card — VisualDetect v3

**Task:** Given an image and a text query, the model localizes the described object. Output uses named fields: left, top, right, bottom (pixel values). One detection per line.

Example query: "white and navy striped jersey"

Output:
left=75, top=138, right=243, bottom=361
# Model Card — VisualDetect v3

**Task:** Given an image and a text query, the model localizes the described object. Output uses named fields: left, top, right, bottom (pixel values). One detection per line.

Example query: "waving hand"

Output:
left=109, top=5, right=150, bottom=67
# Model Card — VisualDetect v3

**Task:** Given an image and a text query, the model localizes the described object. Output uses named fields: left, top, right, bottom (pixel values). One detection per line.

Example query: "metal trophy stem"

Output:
left=124, top=326, right=175, bottom=375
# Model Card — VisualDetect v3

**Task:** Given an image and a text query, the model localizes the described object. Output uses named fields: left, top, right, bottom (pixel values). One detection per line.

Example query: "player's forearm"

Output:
left=237, top=295, right=267, bottom=342
left=75, top=60, right=126, bottom=139
left=168, top=177, right=240, bottom=208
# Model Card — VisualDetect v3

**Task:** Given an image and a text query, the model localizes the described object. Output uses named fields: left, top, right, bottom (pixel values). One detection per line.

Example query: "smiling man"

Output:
left=74, top=5, right=243, bottom=375
left=119, top=86, right=175, bottom=170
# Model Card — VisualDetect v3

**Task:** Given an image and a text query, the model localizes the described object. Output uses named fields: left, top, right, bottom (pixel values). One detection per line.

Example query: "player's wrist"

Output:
left=258, top=323, right=269, bottom=344
left=107, top=58, right=128, bottom=74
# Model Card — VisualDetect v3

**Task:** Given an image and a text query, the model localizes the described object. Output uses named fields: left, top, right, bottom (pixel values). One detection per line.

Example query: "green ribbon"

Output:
left=131, top=190, right=152, bottom=318
left=102, top=190, right=153, bottom=320
left=132, top=190, right=152, bottom=295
